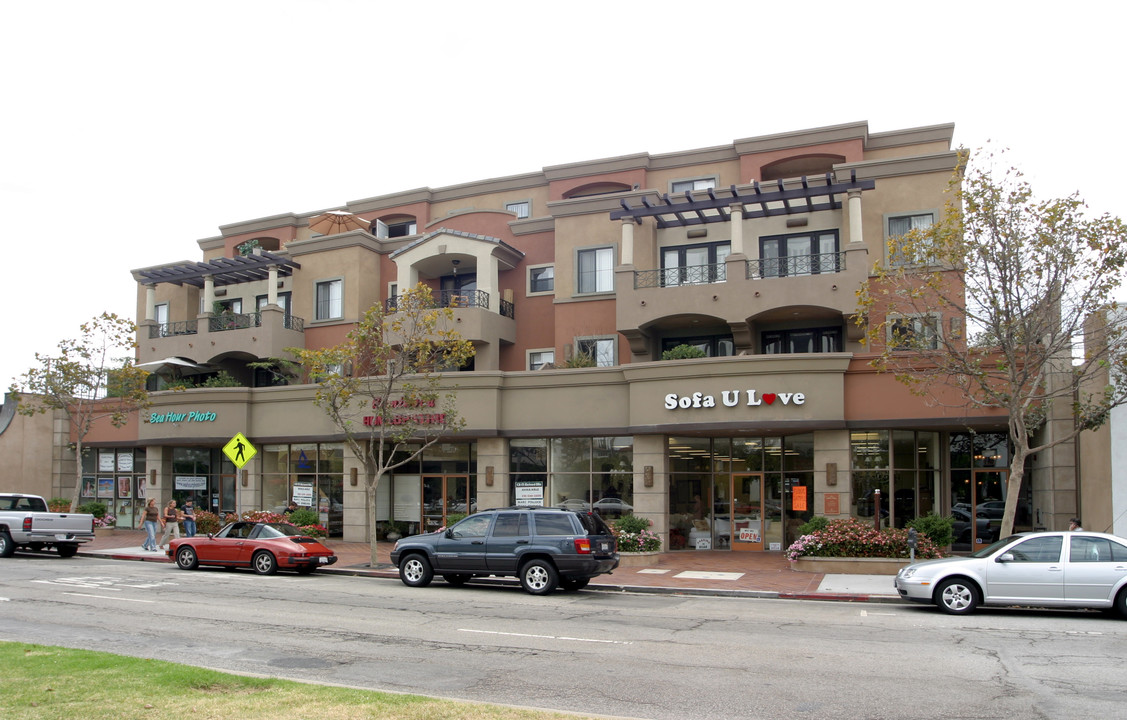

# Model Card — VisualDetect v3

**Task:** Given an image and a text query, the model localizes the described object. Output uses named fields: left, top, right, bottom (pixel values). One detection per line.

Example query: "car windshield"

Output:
left=969, top=534, right=1024, bottom=558
left=258, top=523, right=304, bottom=538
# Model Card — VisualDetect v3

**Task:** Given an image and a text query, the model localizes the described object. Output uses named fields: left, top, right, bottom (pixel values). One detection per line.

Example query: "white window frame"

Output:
left=885, top=210, right=938, bottom=267
left=887, top=312, right=941, bottom=351
left=671, top=176, right=718, bottom=194
left=576, top=246, right=615, bottom=295
left=314, top=278, right=343, bottom=321
left=575, top=336, right=616, bottom=367
left=506, top=200, right=531, bottom=219
left=527, top=349, right=555, bottom=370
left=527, top=264, right=554, bottom=296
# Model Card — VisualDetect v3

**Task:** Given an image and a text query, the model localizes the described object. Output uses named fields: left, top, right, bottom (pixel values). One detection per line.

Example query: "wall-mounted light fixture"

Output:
left=826, top=462, right=837, bottom=486
left=350, top=467, right=358, bottom=486
left=149, top=469, right=157, bottom=486
left=241, top=470, right=248, bottom=487
left=644, top=466, right=654, bottom=487
left=485, top=466, right=494, bottom=486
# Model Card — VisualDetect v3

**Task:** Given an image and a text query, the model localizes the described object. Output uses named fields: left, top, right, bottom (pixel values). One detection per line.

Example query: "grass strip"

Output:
left=1, top=641, right=590, bottom=720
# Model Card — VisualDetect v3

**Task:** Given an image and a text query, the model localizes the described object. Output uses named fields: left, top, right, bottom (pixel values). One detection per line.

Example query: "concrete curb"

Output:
left=78, top=549, right=903, bottom=604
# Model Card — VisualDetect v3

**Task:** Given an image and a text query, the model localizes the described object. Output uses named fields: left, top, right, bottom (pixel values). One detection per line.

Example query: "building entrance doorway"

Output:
left=422, top=475, right=472, bottom=534
left=951, top=469, right=1008, bottom=551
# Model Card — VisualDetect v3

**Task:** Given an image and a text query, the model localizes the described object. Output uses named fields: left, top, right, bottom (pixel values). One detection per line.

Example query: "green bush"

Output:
left=613, top=514, right=651, bottom=534
left=201, top=371, right=241, bottom=388
left=908, top=512, right=955, bottom=548
left=661, top=344, right=707, bottom=360
left=797, top=516, right=830, bottom=535
left=445, top=513, right=467, bottom=526
left=77, top=501, right=108, bottom=519
left=287, top=508, right=319, bottom=527
left=561, top=351, right=596, bottom=368
left=195, top=510, right=222, bottom=535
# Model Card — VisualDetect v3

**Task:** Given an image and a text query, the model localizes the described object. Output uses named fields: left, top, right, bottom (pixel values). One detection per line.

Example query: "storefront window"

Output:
left=259, top=443, right=345, bottom=535
left=509, top=438, right=633, bottom=518
left=82, top=448, right=147, bottom=528
left=852, top=430, right=941, bottom=530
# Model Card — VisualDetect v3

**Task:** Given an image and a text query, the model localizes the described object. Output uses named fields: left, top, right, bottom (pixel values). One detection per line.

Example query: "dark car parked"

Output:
left=389, top=506, right=619, bottom=595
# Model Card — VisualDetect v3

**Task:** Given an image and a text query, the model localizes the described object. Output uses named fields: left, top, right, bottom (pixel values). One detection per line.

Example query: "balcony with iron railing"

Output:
left=138, top=306, right=306, bottom=366
left=384, top=288, right=516, bottom=363
left=385, top=289, right=514, bottom=319
left=618, top=246, right=868, bottom=354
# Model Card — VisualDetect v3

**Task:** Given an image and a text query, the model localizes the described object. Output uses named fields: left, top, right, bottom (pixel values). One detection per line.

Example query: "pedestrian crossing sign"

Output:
left=223, top=432, right=257, bottom=469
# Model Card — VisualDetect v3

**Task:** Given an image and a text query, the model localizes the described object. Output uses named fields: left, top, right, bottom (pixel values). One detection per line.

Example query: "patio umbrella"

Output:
left=135, top=357, right=210, bottom=378
left=307, top=211, right=370, bottom=236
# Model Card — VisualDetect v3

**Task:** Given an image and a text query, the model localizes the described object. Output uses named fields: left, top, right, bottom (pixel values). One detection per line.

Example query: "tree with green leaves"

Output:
left=290, top=283, right=475, bottom=566
left=9, top=313, right=151, bottom=511
left=858, top=148, right=1127, bottom=537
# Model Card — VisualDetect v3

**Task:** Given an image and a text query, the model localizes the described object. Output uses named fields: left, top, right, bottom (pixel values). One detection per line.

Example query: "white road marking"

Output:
left=63, top=592, right=154, bottom=603
left=460, top=629, right=632, bottom=645
left=860, top=610, right=898, bottom=616
left=674, top=571, right=744, bottom=580
left=637, top=569, right=670, bottom=574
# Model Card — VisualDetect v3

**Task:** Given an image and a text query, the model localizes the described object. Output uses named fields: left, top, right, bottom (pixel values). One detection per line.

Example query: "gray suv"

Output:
left=389, top=507, right=620, bottom=595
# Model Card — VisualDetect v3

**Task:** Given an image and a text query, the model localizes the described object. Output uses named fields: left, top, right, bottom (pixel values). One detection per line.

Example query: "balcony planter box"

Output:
left=617, top=551, right=661, bottom=567
left=94, top=527, right=116, bottom=538
left=792, top=556, right=911, bottom=575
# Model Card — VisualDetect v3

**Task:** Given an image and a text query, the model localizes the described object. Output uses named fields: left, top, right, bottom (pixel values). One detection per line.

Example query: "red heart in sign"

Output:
left=762, top=393, right=777, bottom=405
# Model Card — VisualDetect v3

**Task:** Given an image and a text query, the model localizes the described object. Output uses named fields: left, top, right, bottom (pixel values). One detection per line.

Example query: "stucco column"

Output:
left=847, top=189, right=864, bottom=245
left=144, top=284, right=156, bottom=321
left=268, top=266, right=278, bottom=305
left=620, top=219, right=635, bottom=266
left=203, top=276, right=215, bottom=313
left=729, top=203, right=744, bottom=255
left=396, top=263, right=418, bottom=297
left=479, top=253, right=498, bottom=311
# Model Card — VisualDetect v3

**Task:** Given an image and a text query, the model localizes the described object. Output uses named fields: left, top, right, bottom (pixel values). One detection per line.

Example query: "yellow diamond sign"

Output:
left=223, top=432, right=257, bottom=469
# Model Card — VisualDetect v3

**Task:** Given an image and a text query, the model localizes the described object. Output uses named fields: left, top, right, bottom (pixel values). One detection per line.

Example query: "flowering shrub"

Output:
left=241, top=510, right=326, bottom=538
left=785, top=517, right=943, bottom=562
left=94, top=513, right=117, bottom=528
left=48, top=497, right=71, bottom=512
left=612, top=514, right=662, bottom=552
left=195, top=510, right=222, bottom=535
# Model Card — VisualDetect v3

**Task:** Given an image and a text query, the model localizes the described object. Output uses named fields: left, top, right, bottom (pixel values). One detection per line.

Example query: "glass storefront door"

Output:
left=951, top=469, right=1007, bottom=551
left=730, top=473, right=764, bottom=551
left=422, top=475, right=471, bottom=533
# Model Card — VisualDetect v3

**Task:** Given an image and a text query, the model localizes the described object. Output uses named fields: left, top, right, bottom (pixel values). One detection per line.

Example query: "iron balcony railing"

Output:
left=634, top=262, right=727, bottom=289
left=386, top=289, right=515, bottom=319
left=748, top=251, right=846, bottom=279
left=150, top=320, right=198, bottom=338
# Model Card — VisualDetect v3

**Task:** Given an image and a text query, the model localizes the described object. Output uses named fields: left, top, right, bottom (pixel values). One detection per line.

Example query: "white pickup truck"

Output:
left=0, top=493, right=95, bottom=558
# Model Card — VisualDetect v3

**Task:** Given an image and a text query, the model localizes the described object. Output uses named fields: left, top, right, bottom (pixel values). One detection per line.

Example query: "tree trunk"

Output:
left=1000, top=446, right=1030, bottom=538
left=366, top=480, right=380, bottom=567
left=69, top=437, right=84, bottom=512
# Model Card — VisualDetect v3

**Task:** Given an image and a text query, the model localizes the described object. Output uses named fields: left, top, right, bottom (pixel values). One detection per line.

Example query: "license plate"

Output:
left=599, top=542, right=609, bottom=552
left=318, top=556, right=329, bottom=564
left=55, top=534, right=70, bottom=541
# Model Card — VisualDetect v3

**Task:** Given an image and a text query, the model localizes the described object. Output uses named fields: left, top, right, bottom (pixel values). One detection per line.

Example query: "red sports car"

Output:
left=168, top=521, right=337, bottom=575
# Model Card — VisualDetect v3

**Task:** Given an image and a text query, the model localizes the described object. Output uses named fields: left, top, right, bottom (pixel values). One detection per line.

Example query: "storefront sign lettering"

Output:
left=149, top=410, right=218, bottom=423
left=663, top=390, right=806, bottom=410
left=363, top=413, right=447, bottom=426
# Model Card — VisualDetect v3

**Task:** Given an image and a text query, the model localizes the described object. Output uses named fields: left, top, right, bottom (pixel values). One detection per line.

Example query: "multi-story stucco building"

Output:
left=65, top=120, right=1087, bottom=553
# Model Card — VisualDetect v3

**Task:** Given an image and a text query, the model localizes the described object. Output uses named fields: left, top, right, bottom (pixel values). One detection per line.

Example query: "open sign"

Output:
left=739, top=529, right=761, bottom=542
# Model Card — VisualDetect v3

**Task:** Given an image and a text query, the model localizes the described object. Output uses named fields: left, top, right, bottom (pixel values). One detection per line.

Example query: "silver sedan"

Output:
left=894, top=531, right=1127, bottom=616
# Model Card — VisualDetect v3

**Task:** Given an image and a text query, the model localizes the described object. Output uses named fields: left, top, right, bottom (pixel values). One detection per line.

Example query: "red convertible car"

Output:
left=168, top=521, right=337, bottom=575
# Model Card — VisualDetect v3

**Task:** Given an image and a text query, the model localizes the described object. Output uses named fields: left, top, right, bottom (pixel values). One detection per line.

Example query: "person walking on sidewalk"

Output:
left=182, top=500, right=197, bottom=537
left=158, top=499, right=181, bottom=550
left=141, top=498, right=160, bottom=551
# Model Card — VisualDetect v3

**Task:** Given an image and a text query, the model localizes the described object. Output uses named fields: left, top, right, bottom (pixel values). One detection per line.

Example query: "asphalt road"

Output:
left=2, top=553, right=1126, bottom=719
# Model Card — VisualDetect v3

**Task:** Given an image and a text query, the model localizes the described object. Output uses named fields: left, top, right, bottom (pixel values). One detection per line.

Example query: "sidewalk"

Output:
left=79, top=529, right=900, bottom=603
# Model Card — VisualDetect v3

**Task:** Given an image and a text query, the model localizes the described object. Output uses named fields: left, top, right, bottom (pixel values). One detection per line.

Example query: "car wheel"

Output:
left=252, top=551, right=278, bottom=575
left=443, top=574, right=471, bottom=587
left=1116, top=587, right=1127, bottom=620
left=935, top=577, right=979, bottom=615
left=176, top=547, right=199, bottom=570
left=399, top=554, right=434, bottom=587
left=0, top=532, right=14, bottom=558
left=56, top=544, right=79, bottom=558
left=559, top=577, right=590, bottom=592
left=520, top=559, right=558, bottom=595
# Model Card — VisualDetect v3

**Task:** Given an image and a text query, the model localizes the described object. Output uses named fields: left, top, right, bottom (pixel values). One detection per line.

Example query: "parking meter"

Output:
left=907, top=527, right=919, bottom=562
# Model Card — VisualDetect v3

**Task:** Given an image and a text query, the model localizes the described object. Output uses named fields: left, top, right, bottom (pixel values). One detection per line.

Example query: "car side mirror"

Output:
left=445, top=528, right=454, bottom=539
left=996, top=553, right=1014, bottom=563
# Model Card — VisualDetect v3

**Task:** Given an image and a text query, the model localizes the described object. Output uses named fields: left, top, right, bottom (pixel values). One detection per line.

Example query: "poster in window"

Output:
left=136, top=478, right=146, bottom=501
left=118, top=476, right=132, bottom=499
left=792, top=485, right=808, bottom=512
left=98, top=452, right=115, bottom=473
left=82, top=477, right=96, bottom=498
left=117, top=453, right=134, bottom=472
left=97, top=477, right=114, bottom=499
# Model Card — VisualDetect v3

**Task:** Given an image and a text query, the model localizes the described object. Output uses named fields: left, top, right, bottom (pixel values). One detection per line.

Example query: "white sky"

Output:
left=2, top=1, right=1124, bottom=388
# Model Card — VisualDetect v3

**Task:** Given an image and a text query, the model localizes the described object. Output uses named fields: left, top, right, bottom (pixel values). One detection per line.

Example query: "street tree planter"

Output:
left=617, top=551, right=661, bottom=567
left=792, top=556, right=911, bottom=575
